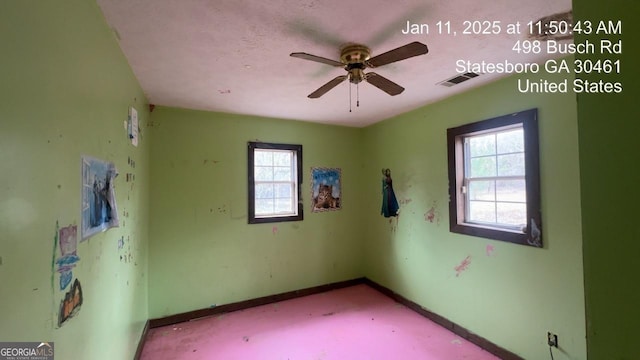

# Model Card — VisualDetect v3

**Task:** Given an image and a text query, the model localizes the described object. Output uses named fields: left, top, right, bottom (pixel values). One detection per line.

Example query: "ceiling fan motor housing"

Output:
left=341, top=45, right=370, bottom=84
left=340, top=44, right=371, bottom=64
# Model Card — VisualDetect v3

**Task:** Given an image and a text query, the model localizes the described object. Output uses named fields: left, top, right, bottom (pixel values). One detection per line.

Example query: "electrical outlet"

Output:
left=547, top=332, right=558, bottom=348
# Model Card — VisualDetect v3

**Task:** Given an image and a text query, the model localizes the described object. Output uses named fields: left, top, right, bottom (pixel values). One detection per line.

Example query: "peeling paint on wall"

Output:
left=455, top=256, right=472, bottom=277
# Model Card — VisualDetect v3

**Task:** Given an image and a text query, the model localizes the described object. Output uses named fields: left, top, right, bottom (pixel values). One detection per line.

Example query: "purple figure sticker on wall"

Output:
left=381, top=168, right=399, bottom=218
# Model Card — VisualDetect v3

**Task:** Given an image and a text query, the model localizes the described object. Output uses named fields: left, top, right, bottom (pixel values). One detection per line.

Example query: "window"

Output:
left=447, top=109, right=542, bottom=247
left=248, top=142, right=303, bottom=224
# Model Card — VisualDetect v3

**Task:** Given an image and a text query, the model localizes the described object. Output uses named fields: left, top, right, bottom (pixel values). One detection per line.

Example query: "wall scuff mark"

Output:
left=455, top=256, right=471, bottom=277
left=486, top=244, right=495, bottom=257
left=424, top=200, right=440, bottom=225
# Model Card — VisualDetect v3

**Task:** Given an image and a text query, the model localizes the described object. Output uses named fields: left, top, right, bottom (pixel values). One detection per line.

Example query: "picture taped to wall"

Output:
left=81, top=156, right=119, bottom=240
left=311, top=167, right=341, bottom=212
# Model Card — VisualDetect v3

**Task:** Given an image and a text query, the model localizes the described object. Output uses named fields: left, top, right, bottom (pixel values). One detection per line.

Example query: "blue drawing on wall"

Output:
left=55, top=224, right=80, bottom=290
left=81, top=156, right=119, bottom=240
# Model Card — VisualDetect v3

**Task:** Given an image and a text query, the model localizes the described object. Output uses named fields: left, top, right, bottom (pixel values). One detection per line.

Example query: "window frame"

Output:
left=248, top=141, right=303, bottom=224
left=447, top=109, right=542, bottom=247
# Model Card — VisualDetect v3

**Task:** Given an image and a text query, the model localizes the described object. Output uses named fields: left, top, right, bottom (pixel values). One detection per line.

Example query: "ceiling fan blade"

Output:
left=290, top=52, right=344, bottom=67
left=365, top=72, right=405, bottom=96
left=365, top=41, right=428, bottom=68
left=308, top=75, right=348, bottom=98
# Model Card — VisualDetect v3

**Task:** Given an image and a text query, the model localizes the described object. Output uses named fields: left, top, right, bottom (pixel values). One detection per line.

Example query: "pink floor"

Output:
left=140, top=284, right=499, bottom=360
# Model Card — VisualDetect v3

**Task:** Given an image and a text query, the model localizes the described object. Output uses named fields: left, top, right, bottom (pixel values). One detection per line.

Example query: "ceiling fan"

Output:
left=290, top=41, right=429, bottom=100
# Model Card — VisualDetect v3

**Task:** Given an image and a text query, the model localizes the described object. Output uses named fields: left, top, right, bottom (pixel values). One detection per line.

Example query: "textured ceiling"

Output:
left=97, top=0, right=571, bottom=127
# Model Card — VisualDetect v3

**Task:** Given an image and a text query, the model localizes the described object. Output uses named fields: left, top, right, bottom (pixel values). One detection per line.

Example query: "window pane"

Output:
left=254, top=150, right=273, bottom=166
left=469, top=134, right=495, bottom=157
left=273, top=151, right=291, bottom=166
left=275, top=183, right=293, bottom=198
left=255, top=166, right=273, bottom=181
left=470, top=157, right=496, bottom=178
left=469, top=180, right=495, bottom=201
left=273, top=167, right=292, bottom=181
left=496, top=202, right=526, bottom=226
left=497, top=129, right=524, bottom=154
left=275, top=198, right=294, bottom=213
left=469, top=201, right=496, bottom=223
left=497, top=153, right=525, bottom=176
left=255, top=183, right=274, bottom=199
left=255, top=199, right=274, bottom=215
left=496, top=179, right=526, bottom=202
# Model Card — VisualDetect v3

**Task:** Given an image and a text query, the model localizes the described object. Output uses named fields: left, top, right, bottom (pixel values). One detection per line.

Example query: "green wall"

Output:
left=147, top=107, right=364, bottom=318
left=573, top=0, right=640, bottom=358
left=361, top=69, right=586, bottom=359
left=0, top=1, right=150, bottom=359
left=3, top=0, right=634, bottom=358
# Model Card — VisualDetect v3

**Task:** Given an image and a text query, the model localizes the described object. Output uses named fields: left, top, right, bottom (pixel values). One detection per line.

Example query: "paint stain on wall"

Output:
left=455, top=256, right=472, bottom=277
left=388, top=215, right=399, bottom=232
left=486, top=244, right=495, bottom=257
left=424, top=201, right=441, bottom=225
left=272, top=226, right=278, bottom=236
left=399, top=198, right=413, bottom=205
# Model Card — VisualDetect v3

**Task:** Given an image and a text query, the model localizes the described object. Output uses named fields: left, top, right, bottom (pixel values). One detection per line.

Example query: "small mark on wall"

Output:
left=242, top=336, right=250, bottom=342
left=272, top=226, right=278, bottom=236
left=455, top=256, right=472, bottom=277
left=424, top=200, right=441, bottom=225
left=203, top=159, right=220, bottom=165
left=217, top=205, right=227, bottom=214
left=388, top=215, right=399, bottom=232
left=451, top=338, right=462, bottom=345
left=399, top=198, right=413, bottom=205
left=486, top=244, right=495, bottom=257
left=218, top=89, right=231, bottom=94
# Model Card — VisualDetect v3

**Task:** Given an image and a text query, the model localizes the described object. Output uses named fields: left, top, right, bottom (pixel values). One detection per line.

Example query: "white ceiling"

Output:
left=97, top=0, right=571, bottom=127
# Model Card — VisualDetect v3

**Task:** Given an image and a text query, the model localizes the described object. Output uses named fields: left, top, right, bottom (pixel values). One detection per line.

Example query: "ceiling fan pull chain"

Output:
left=349, top=82, right=352, bottom=112
left=357, top=82, right=360, bottom=108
